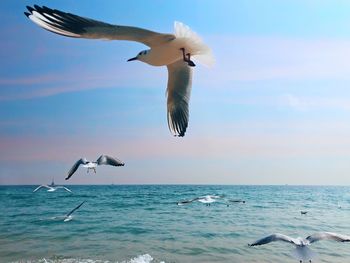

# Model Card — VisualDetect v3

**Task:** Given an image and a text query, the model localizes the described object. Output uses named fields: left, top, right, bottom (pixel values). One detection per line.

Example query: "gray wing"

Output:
left=177, top=197, right=199, bottom=205
left=33, top=185, right=49, bottom=192
left=306, top=232, right=350, bottom=244
left=96, top=155, right=125, bottom=166
left=66, top=158, right=87, bottom=180
left=249, top=234, right=297, bottom=246
left=166, top=60, right=193, bottom=137
left=66, top=201, right=85, bottom=217
left=24, top=5, right=175, bottom=47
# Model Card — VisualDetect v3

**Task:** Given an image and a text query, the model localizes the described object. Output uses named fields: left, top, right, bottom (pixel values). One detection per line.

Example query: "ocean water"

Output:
left=1, top=185, right=350, bottom=263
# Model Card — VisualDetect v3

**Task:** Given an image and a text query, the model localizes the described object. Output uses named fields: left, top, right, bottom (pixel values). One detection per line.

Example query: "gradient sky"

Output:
left=1, top=0, right=350, bottom=185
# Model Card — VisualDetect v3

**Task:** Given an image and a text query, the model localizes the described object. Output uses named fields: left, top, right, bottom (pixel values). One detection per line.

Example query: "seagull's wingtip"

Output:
left=24, top=12, right=31, bottom=17
left=26, top=6, right=35, bottom=12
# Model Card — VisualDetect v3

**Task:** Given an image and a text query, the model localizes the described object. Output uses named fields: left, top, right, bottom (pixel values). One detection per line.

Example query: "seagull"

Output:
left=63, top=201, right=86, bottom=222
left=33, top=178, right=72, bottom=193
left=300, top=211, right=308, bottom=215
left=249, top=232, right=350, bottom=262
left=66, top=154, right=125, bottom=180
left=24, top=5, right=214, bottom=137
left=177, top=195, right=222, bottom=206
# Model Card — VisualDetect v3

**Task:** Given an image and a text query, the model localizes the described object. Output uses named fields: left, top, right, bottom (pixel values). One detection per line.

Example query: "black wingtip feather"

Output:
left=24, top=12, right=30, bottom=18
left=26, top=6, right=34, bottom=13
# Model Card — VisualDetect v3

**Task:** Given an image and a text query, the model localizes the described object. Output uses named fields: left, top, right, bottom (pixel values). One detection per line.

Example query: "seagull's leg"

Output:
left=186, top=53, right=196, bottom=67
left=93, top=168, right=96, bottom=173
left=180, top=48, right=196, bottom=67
left=180, top=48, right=186, bottom=61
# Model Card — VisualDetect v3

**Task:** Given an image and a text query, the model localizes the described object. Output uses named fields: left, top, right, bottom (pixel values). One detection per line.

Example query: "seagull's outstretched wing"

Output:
left=33, top=185, right=50, bottom=192
left=249, top=234, right=298, bottom=246
left=166, top=60, right=192, bottom=137
left=66, top=158, right=88, bottom=180
left=24, top=5, right=175, bottom=47
left=66, top=201, right=86, bottom=218
left=96, top=155, right=125, bottom=167
left=177, top=197, right=199, bottom=205
left=56, top=186, right=73, bottom=193
left=306, top=232, right=350, bottom=244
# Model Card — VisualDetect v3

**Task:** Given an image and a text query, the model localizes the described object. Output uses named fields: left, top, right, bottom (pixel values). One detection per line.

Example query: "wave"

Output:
left=9, top=254, right=165, bottom=263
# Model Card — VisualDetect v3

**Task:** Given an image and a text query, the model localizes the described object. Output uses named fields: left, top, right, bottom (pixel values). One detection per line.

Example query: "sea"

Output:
left=1, top=185, right=350, bottom=263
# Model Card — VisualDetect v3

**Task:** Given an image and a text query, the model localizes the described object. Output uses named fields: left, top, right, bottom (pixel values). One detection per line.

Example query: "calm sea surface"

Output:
left=1, top=185, right=350, bottom=263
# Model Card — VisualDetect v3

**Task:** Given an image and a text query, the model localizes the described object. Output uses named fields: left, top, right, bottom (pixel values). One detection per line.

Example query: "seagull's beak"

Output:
left=127, top=57, right=137, bottom=62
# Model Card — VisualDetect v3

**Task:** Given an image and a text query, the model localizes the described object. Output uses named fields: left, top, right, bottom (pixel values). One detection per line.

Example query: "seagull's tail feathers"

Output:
left=291, top=246, right=316, bottom=262
left=174, top=21, right=214, bottom=67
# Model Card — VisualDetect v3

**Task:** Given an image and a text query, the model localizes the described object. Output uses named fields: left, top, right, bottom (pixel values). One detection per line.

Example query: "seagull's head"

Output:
left=127, top=50, right=149, bottom=63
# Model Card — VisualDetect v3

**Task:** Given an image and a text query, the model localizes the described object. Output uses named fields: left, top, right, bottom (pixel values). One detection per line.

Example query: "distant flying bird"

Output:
left=66, top=154, right=125, bottom=180
left=300, top=211, right=308, bottom=215
left=24, top=5, right=214, bottom=137
left=33, top=178, right=72, bottom=193
left=249, top=232, right=350, bottom=262
left=63, top=201, right=86, bottom=222
left=177, top=195, right=222, bottom=206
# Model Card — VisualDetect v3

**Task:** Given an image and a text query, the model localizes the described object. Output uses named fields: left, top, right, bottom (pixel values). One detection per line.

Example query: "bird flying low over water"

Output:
left=177, top=195, right=221, bottom=206
left=24, top=5, right=214, bottom=137
left=33, top=178, right=72, bottom=193
left=66, top=154, right=125, bottom=180
left=63, top=201, right=86, bottom=222
left=249, top=232, right=350, bottom=262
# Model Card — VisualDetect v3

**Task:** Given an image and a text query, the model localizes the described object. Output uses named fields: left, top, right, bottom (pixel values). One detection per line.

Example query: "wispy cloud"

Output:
left=2, top=120, right=350, bottom=163
left=197, top=36, right=350, bottom=84
left=0, top=63, right=165, bottom=101
left=3, top=36, right=350, bottom=101
left=283, top=94, right=350, bottom=111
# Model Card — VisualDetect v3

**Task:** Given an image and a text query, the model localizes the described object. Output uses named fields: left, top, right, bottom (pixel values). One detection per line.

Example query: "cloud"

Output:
left=0, top=63, right=165, bottom=101
left=283, top=94, right=350, bottom=111
left=196, top=36, right=350, bottom=85
left=2, top=120, right=350, bottom=163
left=2, top=35, right=350, bottom=102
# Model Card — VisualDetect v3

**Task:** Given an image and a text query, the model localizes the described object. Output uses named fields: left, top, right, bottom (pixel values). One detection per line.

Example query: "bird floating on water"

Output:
left=24, top=5, right=214, bottom=137
left=249, top=232, right=350, bottom=262
left=66, top=154, right=125, bottom=180
left=33, top=178, right=72, bottom=193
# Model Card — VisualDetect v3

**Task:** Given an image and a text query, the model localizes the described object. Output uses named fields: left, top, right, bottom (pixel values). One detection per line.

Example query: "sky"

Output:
left=1, top=0, right=350, bottom=185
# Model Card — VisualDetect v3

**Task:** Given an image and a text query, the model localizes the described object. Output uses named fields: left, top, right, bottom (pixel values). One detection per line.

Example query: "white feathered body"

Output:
left=82, top=162, right=97, bottom=169
left=141, top=22, right=214, bottom=67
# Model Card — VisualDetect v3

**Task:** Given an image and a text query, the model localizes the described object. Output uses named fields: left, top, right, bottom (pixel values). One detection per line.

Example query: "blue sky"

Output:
left=1, top=1, right=350, bottom=185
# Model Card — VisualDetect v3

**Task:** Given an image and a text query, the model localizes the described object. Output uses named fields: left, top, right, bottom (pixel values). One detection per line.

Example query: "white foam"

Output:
left=9, top=254, right=165, bottom=263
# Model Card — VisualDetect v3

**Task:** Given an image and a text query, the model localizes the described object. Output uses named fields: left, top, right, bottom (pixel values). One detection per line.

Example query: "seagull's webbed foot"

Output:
left=180, top=48, right=196, bottom=67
